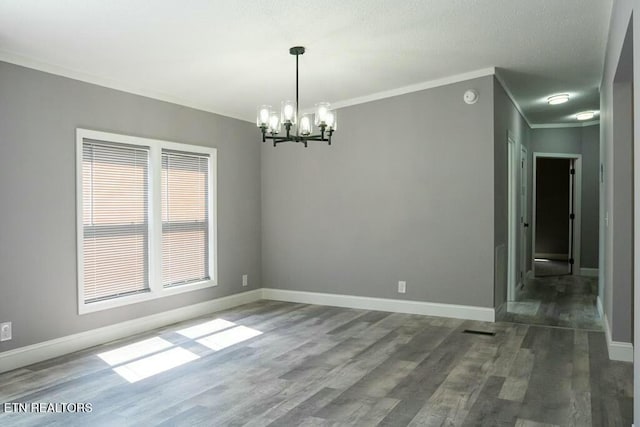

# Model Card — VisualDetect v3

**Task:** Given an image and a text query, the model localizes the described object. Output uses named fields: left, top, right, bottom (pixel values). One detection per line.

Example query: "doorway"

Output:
left=532, top=153, right=582, bottom=277
left=503, top=150, right=599, bottom=330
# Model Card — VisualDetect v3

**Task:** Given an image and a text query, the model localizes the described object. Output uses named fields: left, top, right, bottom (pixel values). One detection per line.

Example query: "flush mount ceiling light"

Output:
left=576, top=111, right=595, bottom=121
left=256, top=46, right=337, bottom=148
left=547, top=94, right=570, bottom=105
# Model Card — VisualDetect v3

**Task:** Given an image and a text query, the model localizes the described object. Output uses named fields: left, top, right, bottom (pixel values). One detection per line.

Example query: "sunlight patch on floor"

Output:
left=176, top=318, right=236, bottom=339
left=97, top=318, right=263, bottom=383
left=113, top=347, right=200, bottom=383
left=197, top=325, right=262, bottom=351
left=97, top=337, right=173, bottom=366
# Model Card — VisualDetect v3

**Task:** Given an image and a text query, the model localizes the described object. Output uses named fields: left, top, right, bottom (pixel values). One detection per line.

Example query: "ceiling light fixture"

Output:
left=576, top=111, right=595, bottom=121
left=256, top=47, right=336, bottom=148
left=547, top=94, right=570, bottom=105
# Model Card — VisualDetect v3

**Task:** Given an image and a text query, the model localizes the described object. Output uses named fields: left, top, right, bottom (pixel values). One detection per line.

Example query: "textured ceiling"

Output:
left=0, top=0, right=612, bottom=126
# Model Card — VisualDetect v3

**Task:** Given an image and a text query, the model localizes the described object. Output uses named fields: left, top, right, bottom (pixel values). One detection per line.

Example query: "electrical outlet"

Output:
left=242, top=274, right=248, bottom=287
left=398, top=281, right=406, bottom=294
left=0, top=322, right=11, bottom=342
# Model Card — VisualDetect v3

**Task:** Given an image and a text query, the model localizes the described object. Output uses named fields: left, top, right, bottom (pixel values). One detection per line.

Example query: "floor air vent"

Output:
left=462, top=329, right=496, bottom=336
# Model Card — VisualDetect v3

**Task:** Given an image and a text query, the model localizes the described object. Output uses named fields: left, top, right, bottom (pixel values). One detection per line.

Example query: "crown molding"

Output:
left=530, top=120, right=600, bottom=129
left=493, top=71, right=533, bottom=128
left=1, top=51, right=598, bottom=129
left=0, top=50, right=252, bottom=123
left=331, top=67, right=497, bottom=110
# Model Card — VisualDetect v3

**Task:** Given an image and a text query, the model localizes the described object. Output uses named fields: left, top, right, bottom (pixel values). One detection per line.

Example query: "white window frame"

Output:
left=76, top=128, right=218, bottom=314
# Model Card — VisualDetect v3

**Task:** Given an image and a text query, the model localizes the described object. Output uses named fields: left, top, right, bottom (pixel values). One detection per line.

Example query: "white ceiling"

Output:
left=0, top=0, right=612, bottom=126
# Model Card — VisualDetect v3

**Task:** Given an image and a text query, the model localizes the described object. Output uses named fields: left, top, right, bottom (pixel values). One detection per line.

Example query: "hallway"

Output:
left=503, top=269, right=602, bottom=331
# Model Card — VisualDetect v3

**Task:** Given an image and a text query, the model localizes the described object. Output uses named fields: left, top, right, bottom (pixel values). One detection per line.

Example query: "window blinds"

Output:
left=161, top=150, right=210, bottom=287
left=82, top=141, right=150, bottom=303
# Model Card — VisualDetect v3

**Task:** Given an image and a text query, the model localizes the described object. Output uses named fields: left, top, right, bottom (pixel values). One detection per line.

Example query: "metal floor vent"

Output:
left=462, top=329, right=496, bottom=336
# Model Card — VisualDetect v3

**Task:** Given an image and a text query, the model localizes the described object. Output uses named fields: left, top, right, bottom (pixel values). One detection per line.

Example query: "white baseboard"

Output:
left=261, top=288, right=495, bottom=322
left=579, top=268, right=599, bottom=277
left=597, top=296, right=604, bottom=318
left=0, top=289, right=262, bottom=374
left=534, top=253, right=569, bottom=261
left=603, top=313, right=634, bottom=362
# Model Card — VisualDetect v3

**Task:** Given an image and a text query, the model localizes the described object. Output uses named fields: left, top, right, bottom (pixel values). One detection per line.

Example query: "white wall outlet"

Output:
left=0, top=322, right=12, bottom=342
left=398, top=281, right=406, bottom=294
left=242, top=274, right=248, bottom=287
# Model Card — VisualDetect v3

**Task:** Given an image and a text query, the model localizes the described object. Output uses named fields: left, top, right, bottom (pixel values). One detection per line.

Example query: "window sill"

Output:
left=78, top=280, right=218, bottom=315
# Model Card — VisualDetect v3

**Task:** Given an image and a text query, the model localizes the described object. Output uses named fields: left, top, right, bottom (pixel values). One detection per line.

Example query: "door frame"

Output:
left=519, top=146, right=529, bottom=285
left=507, top=135, right=518, bottom=301
left=531, top=152, right=582, bottom=275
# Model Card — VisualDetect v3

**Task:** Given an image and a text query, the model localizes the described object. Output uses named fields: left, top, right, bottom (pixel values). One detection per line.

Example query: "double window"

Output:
left=77, top=129, right=217, bottom=314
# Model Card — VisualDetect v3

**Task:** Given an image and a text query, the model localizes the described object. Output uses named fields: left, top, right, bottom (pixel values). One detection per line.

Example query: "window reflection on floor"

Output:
left=96, top=318, right=262, bottom=383
left=196, top=325, right=262, bottom=351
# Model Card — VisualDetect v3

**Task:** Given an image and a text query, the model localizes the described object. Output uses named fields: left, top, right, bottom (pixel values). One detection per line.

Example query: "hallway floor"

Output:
left=533, top=259, right=571, bottom=277
left=502, top=266, right=601, bottom=331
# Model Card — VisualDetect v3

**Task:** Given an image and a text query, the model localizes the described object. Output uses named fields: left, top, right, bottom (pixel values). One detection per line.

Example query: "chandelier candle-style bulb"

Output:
left=325, top=110, right=337, bottom=130
left=268, top=111, right=281, bottom=134
left=299, top=115, right=313, bottom=136
left=314, top=102, right=331, bottom=126
left=257, top=105, right=271, bottom=127
left=281, top=100, right=296, bottom=124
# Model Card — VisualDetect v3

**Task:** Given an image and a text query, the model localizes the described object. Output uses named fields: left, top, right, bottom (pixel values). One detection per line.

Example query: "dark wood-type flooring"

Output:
left=0, top=296, right=631, bottom=426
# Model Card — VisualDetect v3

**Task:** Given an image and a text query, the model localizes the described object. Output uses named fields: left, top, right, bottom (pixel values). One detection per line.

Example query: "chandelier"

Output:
left=256, top=46, right=337, bottom=147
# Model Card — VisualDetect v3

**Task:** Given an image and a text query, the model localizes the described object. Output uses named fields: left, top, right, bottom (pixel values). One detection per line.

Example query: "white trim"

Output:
left=603, top=313, right=634, bottom=362
left=0, top=53, right=600, bottom=130
left=597, top=295, right=604, bottom=318
left=331, top=68, right=496, bottom=110
left=507, top=133, right=518, bottom=301
left=519, top=145, right=529, bottom=287
left=534, top=252, right=570, bottom=260
left=261, top=288, right=495, bottom=322
left=0, top=52, right=494, bottom=122
left=0, top=51, right=251, bottom=123
left=494, top=72, right=533, bottom=128
left=531, top=152, right=582, bottom=276
left=0, top=290, right=262, bottom=374
left=579, top=268, right=599, bottom=277
left=530, top=120, right=600, bottom=129
left=76, top=128, right=218, bottom=314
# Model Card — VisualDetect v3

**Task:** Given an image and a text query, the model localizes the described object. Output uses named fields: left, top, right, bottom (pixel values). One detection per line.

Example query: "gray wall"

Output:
left=530, top=126, right=600, bottom=269
left=493, top=78, right=531, bottom=309
left=599, top=0, right=635, bottom=360
left=262, top=76, right=496, bottom=308
left=609, top=78, right=633, bottom=344
left=601, top=3, right=640, bottom=422
left=535, top=158, right=570, bottom=255
left=0, top=62, right=262, bottom=353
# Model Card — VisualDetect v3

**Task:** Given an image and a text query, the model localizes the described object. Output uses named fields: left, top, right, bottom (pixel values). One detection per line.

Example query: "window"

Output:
left=77, top=129, right=217, bottom=314
left=161, top=151, right=210, bottom=287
